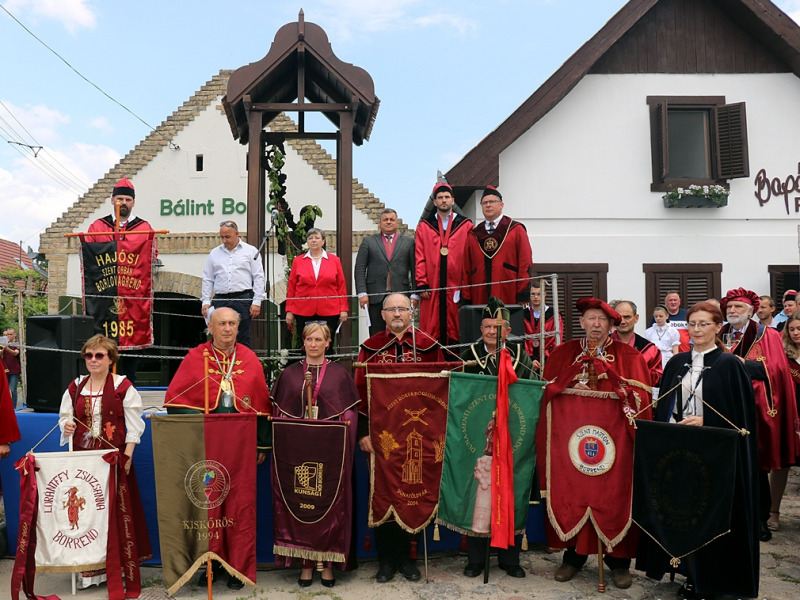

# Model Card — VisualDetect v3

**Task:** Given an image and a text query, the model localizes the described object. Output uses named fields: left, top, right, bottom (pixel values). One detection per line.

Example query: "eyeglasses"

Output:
left=84, top=352, right=108, bottom=360
left=219, top=220, right=238, bottom=229
left=480, top=200, right=501, bottom=206
left=687, top=322, right=716, bottom=329
left=382, top=307, right=411, bottom=314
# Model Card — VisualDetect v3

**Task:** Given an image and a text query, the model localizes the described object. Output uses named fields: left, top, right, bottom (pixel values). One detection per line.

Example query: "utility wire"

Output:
left=0, top=3, right=178, bottom=150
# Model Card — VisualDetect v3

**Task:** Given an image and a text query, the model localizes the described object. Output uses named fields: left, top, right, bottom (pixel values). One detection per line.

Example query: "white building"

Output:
left=445, top=0, right=800, bottom=338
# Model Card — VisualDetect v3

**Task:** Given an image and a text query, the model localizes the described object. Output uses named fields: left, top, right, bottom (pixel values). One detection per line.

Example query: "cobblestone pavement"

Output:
left=2, top=469, right=799, bottom=599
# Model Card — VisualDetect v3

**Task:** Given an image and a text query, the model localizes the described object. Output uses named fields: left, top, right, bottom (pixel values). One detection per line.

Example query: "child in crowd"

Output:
left=644, top=305, right=681, bottom=367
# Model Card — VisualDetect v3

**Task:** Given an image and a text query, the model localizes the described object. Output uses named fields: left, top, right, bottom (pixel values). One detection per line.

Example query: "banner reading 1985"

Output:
left=80, top=233, right=155, bottom=349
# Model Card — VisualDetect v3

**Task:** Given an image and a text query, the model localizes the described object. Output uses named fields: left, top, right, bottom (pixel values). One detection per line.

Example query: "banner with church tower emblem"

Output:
left=79, top=234, right=155, bottom=349
left=271, top=418, right=350, bottom=562
left=366, top=366, right=451, bottom=533
left=151, top=413, right=257, bottom=595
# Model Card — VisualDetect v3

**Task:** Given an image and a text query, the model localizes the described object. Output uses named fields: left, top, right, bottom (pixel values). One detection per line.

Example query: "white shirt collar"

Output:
left=304, top=249, right=328, bottom=260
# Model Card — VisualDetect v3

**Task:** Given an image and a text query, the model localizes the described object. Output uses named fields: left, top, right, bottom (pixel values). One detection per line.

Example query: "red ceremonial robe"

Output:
left=611, top=331, right=664, bottom=387
left=537, top=338, right=653, bottom=557
left=165, top=342, right=270, bottom=449
left=523, top=306, right=563, bottom=361
left=415, top=212, right=472, bottom=345
left=462, top=216, right=533, bottom=306
left=88, top=215, right=157, bottom=252
left=0, top=369, right=20, bottom=445
left=723, top=321, right=800, bottom=469
left=355, top=328, right=445, bottom=413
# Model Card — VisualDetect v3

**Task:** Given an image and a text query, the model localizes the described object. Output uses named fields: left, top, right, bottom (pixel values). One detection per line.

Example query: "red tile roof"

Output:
left=0, top=239, right=34, bottom=271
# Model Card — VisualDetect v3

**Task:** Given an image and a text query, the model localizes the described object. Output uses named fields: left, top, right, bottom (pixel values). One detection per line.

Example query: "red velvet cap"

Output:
left=112, top=177, right=135, bottom=198
left=783, top=289, right=798, bottom=301
left=575, top=297, right=622, bottom=325
left=432, top=182, right=453, bottom=197
left=720, top=287, right=760, bottom=313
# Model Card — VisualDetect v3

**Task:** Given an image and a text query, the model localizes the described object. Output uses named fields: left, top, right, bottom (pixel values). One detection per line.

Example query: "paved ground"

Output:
left=2, top=468, right=799, bottom=600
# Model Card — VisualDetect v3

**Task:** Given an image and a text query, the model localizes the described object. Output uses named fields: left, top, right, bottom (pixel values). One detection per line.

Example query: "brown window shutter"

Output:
left=715, top=102, right=749, bottom=179
left=656, top=101, right=669, bottom=180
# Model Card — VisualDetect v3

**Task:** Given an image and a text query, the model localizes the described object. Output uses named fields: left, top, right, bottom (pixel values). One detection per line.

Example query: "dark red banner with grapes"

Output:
left=80, top=233, right=155, bottom=349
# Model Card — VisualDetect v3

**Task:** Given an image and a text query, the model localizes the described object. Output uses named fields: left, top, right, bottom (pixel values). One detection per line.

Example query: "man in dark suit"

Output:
left=355, top=208, right=417, bottom=336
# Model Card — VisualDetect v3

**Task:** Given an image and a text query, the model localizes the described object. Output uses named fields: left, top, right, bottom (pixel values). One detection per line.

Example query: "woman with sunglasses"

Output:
left=58, top=334, right=151, bottom=587
left=638, top=302, right=759, bottom=600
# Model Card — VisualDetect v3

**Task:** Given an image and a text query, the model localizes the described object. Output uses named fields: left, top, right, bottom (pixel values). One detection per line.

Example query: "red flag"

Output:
left=490, top=348, right=518, bottom=548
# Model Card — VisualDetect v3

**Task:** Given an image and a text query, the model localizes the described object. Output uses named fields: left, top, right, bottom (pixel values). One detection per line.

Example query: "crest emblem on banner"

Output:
left=109, top=297, right=127, bottom=315
left=184, top=460, right=231, bottom=509
left=568, top=426, right=616, bottom=476
left=294, top=462, right=323, bottom=496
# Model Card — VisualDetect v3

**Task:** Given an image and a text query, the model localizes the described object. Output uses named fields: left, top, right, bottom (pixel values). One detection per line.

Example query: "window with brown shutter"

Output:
left=768, top=265, right=800, bottom=313
left=647, top=96, right=749, bottom=192
left=643, top=264, right=722, bottom=318
left=533, top=264, right=608, bottom=342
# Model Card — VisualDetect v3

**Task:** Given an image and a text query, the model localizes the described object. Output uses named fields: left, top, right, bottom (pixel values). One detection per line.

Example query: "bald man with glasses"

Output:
left=201, top=220, right=265, bottom=348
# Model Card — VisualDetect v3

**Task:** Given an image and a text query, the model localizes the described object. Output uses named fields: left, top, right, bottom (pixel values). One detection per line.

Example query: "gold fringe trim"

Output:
left=273, top=545, right=345, bottom=563
left=37, top=561, right=106, bottom=573
left=434, top=519, right=527, bottom=538
left=620, top=377, right=652, bottom=394
left=166, top=551, right=255, bottom=597
left=559, top=388, right=619, bottom=399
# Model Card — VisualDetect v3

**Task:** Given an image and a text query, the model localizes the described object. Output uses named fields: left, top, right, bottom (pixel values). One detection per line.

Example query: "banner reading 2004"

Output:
left=80, top=233, right=155, bottom=349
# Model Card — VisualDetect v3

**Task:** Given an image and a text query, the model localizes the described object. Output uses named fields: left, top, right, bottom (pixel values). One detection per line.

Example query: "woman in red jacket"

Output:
left=286, top=228, right=349, bottom=349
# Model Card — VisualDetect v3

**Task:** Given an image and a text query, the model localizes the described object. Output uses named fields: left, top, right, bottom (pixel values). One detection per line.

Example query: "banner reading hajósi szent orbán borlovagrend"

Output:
left=151, top=413, right=257, bottom=595
left=80, top=234, right=155, bottom=349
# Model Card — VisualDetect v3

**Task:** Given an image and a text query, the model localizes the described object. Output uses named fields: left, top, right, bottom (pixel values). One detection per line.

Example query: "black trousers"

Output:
left=212, top=292, right=254, bottom=348
left=466, top=536, right=520, bottom=567
left=375, top=522, right=416, bottom=566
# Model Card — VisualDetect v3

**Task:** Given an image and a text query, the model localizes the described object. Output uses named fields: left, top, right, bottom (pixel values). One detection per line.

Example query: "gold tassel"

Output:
left=433, top=523, right=440, bottom=542
left=521, top=532, right=528, bottom=551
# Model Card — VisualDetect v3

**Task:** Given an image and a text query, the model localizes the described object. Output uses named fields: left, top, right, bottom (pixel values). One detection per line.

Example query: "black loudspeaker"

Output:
left=458, top=304, right=525, bottom=344
left=26, top=315, right=96, bottom=412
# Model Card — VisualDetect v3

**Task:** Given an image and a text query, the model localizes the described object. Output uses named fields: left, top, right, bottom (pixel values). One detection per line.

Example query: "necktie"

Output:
left=486, top=221, right=495, bottom=235
left=733, top=330, right=742, bottom=340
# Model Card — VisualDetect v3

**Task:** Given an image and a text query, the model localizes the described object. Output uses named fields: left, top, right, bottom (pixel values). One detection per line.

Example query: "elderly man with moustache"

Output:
left=538, top=298, right=652, bottom=590
left=720, top=288, right=800, bottom=541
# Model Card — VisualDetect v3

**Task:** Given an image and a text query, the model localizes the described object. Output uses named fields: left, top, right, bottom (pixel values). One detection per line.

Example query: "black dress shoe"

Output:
left=321, top=577, right=336, bottom=588
left=375, top=563, right=396, bottom=583
left=499, top=564, right=526, bottom=578
left=227, top=574, right=244, bottom=590
left=759, top=521, right=773, bottom=542
left=298, top=577, right=313, bottom=587
left=400, top=562, right=421, bottom=581
left=463, top=563, right=483, bottom=577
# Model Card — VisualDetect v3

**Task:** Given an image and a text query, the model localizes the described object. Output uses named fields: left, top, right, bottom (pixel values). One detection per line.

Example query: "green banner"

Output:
left=437, top=372, right=543, bottom=535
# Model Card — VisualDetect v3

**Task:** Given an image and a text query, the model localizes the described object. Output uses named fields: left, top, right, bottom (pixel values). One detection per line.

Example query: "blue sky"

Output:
left=1, top=0, right=799, bottom=251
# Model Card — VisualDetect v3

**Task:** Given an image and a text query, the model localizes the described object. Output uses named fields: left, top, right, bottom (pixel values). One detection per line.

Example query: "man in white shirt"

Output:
left=201, top=220, right=265, bottom=348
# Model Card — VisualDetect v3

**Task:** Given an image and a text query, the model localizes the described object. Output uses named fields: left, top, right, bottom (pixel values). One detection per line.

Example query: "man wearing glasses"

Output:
left=355, top=293, right=444, bottom=583
left=201, top=220, right=265, bottom=348
left=462, top=186, right=533, bottom=307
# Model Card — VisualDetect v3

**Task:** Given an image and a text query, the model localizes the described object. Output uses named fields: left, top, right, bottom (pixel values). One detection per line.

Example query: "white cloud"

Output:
left=5, top=0, right=97, bottom=34
left=89, top=116, right=114, bottom=135
left=0, top=141, right=118, bottom=248
left=0, top=101, right=70, bottom=147
left=310, top=0, right=477, bottom=40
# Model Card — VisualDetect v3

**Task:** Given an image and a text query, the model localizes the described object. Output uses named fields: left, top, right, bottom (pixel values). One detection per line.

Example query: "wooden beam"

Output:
left=337, top=108, right=355, bottom=358
left=251, top=102, right=353, bottom=112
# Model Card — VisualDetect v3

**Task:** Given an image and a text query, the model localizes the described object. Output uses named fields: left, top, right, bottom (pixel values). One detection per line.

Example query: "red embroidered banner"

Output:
left=542, top=391, right=636, bottom=552
left=151, top=413, right=257, bottom=595
left=80, top=234, right=155, bottom=349
left=366, top=363, right=453, bottom=533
